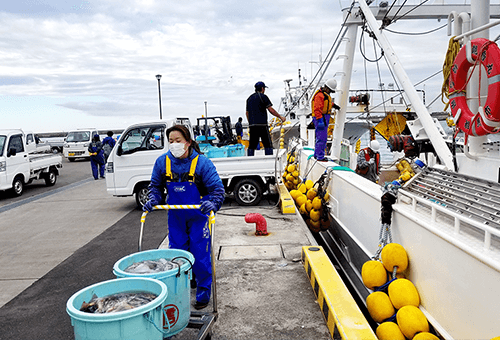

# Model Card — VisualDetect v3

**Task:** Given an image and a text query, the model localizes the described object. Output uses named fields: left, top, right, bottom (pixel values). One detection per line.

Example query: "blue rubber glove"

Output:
left=316, top=118, right=325, bottom=129
left=200, top=200, right=216, bottom=215
left=143, top=199, right=156, bottom=212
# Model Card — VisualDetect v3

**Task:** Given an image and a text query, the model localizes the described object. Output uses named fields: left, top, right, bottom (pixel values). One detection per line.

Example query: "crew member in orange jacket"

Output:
left=312, top=79, right=340, bottom=161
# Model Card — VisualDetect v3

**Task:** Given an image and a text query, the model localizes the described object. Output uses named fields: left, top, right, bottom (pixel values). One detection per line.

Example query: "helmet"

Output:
left=369, top=140, right=380, bottom=152
left=325, top=79, right=337, bottom=92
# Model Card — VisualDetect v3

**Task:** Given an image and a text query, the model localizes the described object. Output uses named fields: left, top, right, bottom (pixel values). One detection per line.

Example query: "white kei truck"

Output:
left=63, top=128, right=99, bottom=162
left=105, top=119, right=284, bottom=207
left=0, top=129, right=63, bottom=196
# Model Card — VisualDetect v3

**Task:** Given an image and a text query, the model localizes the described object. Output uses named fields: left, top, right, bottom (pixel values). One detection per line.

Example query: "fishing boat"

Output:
left=280, top=0, right=500, bottom=338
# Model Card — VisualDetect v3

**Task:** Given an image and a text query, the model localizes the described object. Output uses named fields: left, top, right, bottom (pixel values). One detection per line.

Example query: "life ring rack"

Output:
left=449, top=38, right=500, bottom=141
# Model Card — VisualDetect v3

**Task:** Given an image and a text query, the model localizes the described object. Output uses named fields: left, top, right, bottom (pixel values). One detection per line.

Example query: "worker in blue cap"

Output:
left=143, top=124, right=225, bottom=310
left=245, top=81, right=285, bottom=156
left=88, top=134, right=105, bottom=179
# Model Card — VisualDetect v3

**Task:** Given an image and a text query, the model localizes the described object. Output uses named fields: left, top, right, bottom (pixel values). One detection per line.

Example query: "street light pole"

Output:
left=156, top=74, right=162, bottom=120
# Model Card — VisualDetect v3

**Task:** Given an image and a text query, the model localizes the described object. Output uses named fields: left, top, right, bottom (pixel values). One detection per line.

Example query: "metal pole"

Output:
left=358, top=0, right=455, bottom=170
left=156, top=74, right=163, bottom=120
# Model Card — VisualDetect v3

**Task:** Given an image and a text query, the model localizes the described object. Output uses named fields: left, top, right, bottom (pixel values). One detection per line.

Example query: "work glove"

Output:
left=316, top=118, right=325, bottom=129
left=143, top=199, right=157, bottom=212
left=200, top=200, right=216, bottom=215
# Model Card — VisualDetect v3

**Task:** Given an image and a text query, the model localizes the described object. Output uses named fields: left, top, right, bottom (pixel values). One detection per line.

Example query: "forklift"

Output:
left=196, top=116, right=238, bottom=147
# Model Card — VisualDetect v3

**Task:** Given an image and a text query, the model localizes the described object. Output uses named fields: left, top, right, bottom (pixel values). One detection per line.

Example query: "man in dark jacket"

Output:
left=246, top=81, right=285, bottom=156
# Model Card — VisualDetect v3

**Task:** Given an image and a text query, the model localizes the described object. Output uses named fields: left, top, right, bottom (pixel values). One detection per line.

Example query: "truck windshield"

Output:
left=0, top=136, right=5, bottom=156
left=66, top=131, right=91, bottom=142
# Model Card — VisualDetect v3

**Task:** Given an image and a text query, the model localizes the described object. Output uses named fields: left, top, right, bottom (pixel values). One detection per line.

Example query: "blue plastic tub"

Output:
left=200, top=145, right=228, bottom=158
left=228, top=144, right=245, bottom=157
left=66, top=277, right=168, bottom=340
left=113, top=249, right=195, bottom=338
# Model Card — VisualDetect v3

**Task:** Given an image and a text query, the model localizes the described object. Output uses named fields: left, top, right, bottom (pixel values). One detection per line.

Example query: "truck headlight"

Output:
left=64, top=143, right=68, bottom=148
left=0, top=161, right=5, bottom=172
left=106, top=162, right=113, bottom=173
left=84, top=143, right=89, bottom=147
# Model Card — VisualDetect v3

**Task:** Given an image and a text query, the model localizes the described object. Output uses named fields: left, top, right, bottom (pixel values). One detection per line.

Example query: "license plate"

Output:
left=68, top=153, right=75, bottom=156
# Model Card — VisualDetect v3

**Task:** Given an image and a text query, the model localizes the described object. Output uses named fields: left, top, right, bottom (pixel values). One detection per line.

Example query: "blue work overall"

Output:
left=165, top=155, right=212, bottom=304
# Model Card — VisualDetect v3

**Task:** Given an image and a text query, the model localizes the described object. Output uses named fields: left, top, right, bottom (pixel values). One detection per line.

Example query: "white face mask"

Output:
left=169, top=142, right=186, bottom=158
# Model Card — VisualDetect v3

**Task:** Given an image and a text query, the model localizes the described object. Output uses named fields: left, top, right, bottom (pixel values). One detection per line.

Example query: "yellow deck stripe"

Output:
left=277, top=182, right=296, bottom=214
left=302, top=246, right=377, bottom=340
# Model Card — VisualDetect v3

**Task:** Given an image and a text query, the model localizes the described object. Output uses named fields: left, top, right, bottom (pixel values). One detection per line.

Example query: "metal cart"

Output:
left=139, top=204, right=218, bottom=340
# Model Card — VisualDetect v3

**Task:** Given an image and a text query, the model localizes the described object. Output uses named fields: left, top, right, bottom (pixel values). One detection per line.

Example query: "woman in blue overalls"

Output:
left=144, top=125, right=225, bottom=310
left=88, top=134, right=105, bottom=179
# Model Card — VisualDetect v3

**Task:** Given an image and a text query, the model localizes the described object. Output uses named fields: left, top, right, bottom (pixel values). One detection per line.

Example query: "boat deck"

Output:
left=0, top=177, right=372, bottom=339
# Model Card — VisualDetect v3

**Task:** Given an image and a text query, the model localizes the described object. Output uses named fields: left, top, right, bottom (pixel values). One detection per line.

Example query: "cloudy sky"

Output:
left=1, top=0, right=498, bottom=133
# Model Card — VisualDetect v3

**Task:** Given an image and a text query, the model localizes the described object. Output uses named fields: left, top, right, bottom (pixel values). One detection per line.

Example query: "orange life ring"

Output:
left=449, top=38, right=500, bottom=137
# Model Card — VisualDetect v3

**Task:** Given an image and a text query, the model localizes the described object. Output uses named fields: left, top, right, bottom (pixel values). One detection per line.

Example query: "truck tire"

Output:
left=135, top=183, right=149, bottom=208
left=12, top=176, right=24, bottom=197
left=234, top=178, right=262, bottom=206
left=44, top=169, right=57, bottom=186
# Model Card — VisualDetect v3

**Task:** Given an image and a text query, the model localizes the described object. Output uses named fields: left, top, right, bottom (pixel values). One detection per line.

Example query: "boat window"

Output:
left=8, top=135, right=24, bottom=154
left=0, top=136, right=6, bottom=157
left=119, top=126, right=165, bottom=154
left=66, top=131, right=91, bottom=142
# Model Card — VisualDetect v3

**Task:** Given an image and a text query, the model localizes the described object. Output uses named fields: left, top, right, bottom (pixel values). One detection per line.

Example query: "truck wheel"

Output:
left=44, top=169, right=57, bottom=186
left=135, top=183, right=149, bottom=208
left=12, top=176, right=24, bottom=197
left=234, top=179, right=262, bottom=206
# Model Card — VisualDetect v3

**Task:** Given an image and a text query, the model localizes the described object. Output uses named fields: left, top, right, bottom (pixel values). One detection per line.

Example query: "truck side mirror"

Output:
left=117, top=145, right=123, bottom=156
left=7, top=148, right=17, bottom=157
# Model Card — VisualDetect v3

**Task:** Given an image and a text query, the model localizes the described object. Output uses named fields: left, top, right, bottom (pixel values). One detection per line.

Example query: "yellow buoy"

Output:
left=388, top=278, right=420, bottom=309
left=295, top=194, right=307, bottom=207
left=381, top=243, right=408, bottom=273
left=396, top=305, right=429, bottom=339
left=375, top=322, right=405, bottom=340
left=297, top=183, right=307, bottom=194
left=308, top=219, right=320, bottom=232
left=366, top=291, right=395, bottom=323
left=312, top=197, right=322, bottom=210
left=292, top=170, right=299, bottom=178
left=412, top=332, right=440, bottom=340
left=299, top=203, right=307, bottom=215
left=306, top=187, right=317, bottom=200
left=287, top=164, right=296, bottom=173
left=361, top=260, right=387, bottom=290
left=286, top=173, right=294, bottom=183
left=310, top=209, right=320, bottom=222
left=305, top=199, right=313, bottom=213
left=289, top=189, right=300, bottom=200
left=305, top=179, right=314, bottom=190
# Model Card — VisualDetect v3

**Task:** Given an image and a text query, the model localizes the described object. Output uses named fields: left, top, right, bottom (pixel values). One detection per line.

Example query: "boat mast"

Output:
left=334, top=0, right=456, bottom=170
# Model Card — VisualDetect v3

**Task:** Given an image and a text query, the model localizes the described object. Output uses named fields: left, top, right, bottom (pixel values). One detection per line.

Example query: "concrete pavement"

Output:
left=0, top=178, right=135, bottom=308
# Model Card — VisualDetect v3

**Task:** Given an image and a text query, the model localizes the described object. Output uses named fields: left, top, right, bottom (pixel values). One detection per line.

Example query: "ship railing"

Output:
left=397, top=189, right=500, bottom=270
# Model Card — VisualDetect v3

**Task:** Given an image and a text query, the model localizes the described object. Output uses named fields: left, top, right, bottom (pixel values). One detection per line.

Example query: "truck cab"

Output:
left=106, top=119, right=192, bottom=207
left=63, top=129, right=98, bottom=161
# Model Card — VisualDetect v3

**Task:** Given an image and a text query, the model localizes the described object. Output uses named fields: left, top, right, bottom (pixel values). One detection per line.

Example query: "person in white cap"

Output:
left=355, top=139, right=381, bottom=182
left=311, top=78, right=340, bottom=161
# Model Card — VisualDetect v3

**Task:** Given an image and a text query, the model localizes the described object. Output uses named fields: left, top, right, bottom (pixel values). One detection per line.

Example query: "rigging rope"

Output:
left=441, top=36, right=461, bottom=111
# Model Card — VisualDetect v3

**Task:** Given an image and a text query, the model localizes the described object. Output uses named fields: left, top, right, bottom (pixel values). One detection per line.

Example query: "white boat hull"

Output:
left=296, top=146, right=500, bottom=339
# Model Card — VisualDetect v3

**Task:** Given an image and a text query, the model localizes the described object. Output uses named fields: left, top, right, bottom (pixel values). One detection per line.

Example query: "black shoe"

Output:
left=315, top=158, right=328, bottom=162
left=194, top=301, right=209, bottom=310
left=190, top=279, right=197, bottom=289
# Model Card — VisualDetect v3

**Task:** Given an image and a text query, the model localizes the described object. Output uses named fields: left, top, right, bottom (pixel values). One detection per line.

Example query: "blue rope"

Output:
left=374, top=277, right=397, bottom=292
